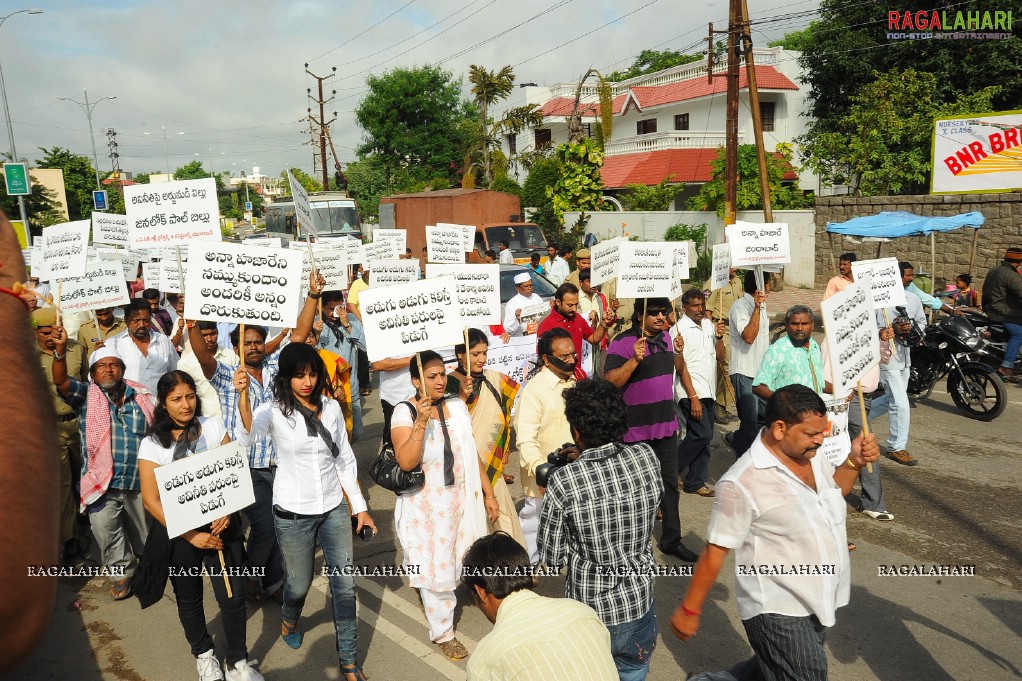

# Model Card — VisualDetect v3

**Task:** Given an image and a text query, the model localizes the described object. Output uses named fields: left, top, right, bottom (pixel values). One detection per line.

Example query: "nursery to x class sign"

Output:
left=931, top=111, right=1022, bottom=195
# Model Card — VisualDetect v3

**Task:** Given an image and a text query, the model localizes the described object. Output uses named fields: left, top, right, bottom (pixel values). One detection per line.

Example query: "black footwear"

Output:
left=715, top=412, right=737, bottom=425
left=660, top=542, right=700, bottom=562
left=723, top=432, right=735, bottom=452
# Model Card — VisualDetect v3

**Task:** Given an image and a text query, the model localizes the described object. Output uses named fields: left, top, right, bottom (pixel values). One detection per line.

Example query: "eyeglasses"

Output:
left=646, top=309, right=669, bottom=318
left=552, top=351, right=577, bottom=361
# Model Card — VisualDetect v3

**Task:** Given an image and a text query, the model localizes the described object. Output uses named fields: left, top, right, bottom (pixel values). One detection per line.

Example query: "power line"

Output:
left=308, top=0, right=419, bottom=63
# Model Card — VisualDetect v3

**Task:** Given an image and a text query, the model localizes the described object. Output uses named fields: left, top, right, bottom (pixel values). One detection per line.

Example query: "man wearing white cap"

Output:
left=503, top=272, right=545, bottom=337
left=50, top=335, right=155, bottom=601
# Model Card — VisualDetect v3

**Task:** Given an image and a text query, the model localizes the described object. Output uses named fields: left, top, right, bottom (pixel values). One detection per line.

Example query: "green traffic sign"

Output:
left=3, top=163, right=31, bottom=196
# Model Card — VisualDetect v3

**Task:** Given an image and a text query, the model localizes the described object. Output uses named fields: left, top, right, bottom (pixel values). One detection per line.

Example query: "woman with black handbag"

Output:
left=234, top=343, right=376, bottom=681
left=390, top=350, right=499, bottom=660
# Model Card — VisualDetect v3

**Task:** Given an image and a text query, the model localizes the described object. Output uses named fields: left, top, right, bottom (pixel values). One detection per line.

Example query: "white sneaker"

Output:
left=863, top=509, right=895, bottom=521
left=225, top=659, right=264, bottom=681
left=196, top=650, right=224, bottom=681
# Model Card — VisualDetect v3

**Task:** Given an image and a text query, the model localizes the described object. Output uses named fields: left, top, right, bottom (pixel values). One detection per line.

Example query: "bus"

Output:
left=263, top=191, right=362, bottom=241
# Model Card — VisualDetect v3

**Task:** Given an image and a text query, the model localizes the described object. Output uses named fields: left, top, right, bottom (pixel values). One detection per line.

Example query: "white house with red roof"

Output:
left=502, top=47, right=818, bottom=207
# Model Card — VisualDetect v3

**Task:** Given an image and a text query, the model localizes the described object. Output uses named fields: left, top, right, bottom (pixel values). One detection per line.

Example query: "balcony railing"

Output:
left=604, top=131, right=744, bottom=156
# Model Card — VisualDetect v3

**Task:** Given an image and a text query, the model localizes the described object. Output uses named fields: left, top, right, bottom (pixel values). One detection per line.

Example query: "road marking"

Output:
left=310, top=575, right=471, bottom=680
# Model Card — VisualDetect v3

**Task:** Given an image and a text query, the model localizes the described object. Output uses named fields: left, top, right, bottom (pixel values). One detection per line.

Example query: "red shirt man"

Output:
left=537, top=282, right=614, bottom=378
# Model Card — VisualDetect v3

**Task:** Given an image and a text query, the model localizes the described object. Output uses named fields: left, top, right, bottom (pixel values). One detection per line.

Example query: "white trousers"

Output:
left=517, top=496, right=545, bottom=565
left=420, top=588, right=457, bottom=643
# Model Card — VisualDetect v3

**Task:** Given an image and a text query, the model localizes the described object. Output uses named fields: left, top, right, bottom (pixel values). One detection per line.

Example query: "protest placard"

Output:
left=426, top=225, right=467, bottom=264
left=142, top=262, right=161, bottom=289
left=483, top=335, right=538, bottom=385
left=821, top=281, right=880, bottom=398
left=615, top=241, right=676, bottom=298
left=670, top=242, right=691, bottom=299
left=850, top=257, right=907, bottom=310
left=819, top=395, right=851, bottom=466
left=243, top=236, right=283, bottom=248
left=58, top=260, right=130, bottom=313
left=288, top=242, right=349, bottom=292
left=710, top=243, right=731, bottom=291
left=360, top=240, right=402, bottom=265
left=97, top=250, right=140, bottom=282
left=184, top=241, right=304, bottom=327
left=124, top=178, right=221, bottom=249
left=286, top=171, right=315, bottom=236
left=152, top=443, right=255, bottom=538
left=590, top=236, right=623, bottom=286
left=519, top=302, right=549, bottom=335
left=436, top=223, right=475, bottom=253
left=426, top=263, right=500, bottom=325
left=42, top=220, right=90, bottom=280
left=92, top=213, right=129, bottom=247
left=359, top=276, right=461, bottom=362
left=371, top=260, right=421, bottom=287
left=372, top=228, right=407, bottom=253
left=159, top=256, right=186, bottom=295
left=728, top=221, right=791, bottom=268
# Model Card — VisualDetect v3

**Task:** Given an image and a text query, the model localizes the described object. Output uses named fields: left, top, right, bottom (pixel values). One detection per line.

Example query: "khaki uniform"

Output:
left=76, top=318, right=127, bottom=358
left=703, top=274, right=744, bottom=413
left=39, top=341, right=88, bottom=546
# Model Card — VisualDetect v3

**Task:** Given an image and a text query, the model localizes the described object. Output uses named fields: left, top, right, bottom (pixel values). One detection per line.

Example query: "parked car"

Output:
left=499, top=264, right=557, bottom=305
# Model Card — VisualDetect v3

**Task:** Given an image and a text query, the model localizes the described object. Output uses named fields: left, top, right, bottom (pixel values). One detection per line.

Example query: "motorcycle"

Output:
left=955, top=307, right=1022, bottom=369
left=903, top=307, right=1007, bottom=421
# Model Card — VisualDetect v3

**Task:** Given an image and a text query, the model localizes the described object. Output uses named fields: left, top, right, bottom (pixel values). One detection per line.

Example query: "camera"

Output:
left=535, top=442, right=576, bottom=488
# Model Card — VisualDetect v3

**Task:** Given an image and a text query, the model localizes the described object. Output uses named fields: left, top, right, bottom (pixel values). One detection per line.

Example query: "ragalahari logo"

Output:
left=887, top=9, right=1014, bottom=40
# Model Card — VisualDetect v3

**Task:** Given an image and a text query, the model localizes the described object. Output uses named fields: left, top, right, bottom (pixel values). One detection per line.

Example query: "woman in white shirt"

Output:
left=138, top=371, right=261, bottom=681
left=234, top=343, right=376, bottom=681
left=390, top=350, right=499, bottom=660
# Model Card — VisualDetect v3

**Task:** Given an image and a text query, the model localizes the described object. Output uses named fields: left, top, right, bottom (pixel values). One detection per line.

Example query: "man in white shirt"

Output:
left=497, top=239, right=514, bottom=264
left=370, top=355, right=415, bottom=448
left=464, top=533, right=617, bottom=681
left=672, top=289, right=725, bottom=498
left=546, top=244, right=571, bottom=286
left=178, top=320, right=238, bottom=420
left=515, top=328, right=576, bottom=564
left=503, top=273, right=545, bottom=337
left=670, top=385, right=880, bottom=681
left=727, top=271, right=770, bottom=456
left=109, top=299, right=178, bottom=394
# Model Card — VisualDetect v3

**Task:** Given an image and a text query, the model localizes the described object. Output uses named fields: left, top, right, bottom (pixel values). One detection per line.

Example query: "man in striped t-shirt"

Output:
left=604, top=297, right=700, bottom=563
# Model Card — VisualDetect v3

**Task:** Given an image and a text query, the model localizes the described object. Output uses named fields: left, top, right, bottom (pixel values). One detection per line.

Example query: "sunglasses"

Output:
left=646, top=309, right=669, bottom=318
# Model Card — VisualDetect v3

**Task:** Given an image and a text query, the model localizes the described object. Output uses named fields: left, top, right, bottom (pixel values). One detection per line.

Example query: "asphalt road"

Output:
left=11, top=378, right=1022, bottom=681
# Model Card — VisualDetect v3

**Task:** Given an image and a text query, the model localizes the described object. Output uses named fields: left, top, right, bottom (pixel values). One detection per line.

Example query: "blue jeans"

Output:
left=274, top=501, right=358, bottom=666
left=244, top=468, right=284, bottom=594
left=606, top=605, right=657, bottom=681
left=870, top=366, right=911, bottom=452
left=730, top=374, right=764, bottom=457
left=1002, top=322, right=1022, bottom=369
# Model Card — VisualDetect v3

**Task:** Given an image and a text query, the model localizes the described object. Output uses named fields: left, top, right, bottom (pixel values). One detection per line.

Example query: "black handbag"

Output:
left=369, top=402, right=426, bottom=494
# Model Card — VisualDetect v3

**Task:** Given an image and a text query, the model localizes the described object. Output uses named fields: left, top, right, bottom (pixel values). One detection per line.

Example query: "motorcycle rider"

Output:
left=870, top=263, right=927, bottom=466
left=981, top=247, right=1022, bottom=383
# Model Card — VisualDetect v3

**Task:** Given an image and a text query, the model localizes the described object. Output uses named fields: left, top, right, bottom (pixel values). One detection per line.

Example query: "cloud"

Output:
left=3, top=0, right=818, bottom=181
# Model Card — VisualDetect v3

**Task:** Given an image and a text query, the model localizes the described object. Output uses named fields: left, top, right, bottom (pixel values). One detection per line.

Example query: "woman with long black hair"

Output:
left=234, top=343, right=375, bottom=681
left=137, top=370, right=259, bottom=681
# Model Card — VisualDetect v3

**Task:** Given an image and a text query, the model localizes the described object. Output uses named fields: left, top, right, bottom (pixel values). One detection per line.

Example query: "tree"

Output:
left=278, top=168, right=322, bottom=196
left=345, top=156, right=390, bottom=223
left=522, top=155, right=562, bottom=242
left=548, top=138, right=605, bottom=225
left=620, top=177, right=681, bottom=211
left=132, top=172, right=151, bottom=184
left=801, top=68, right=1001, bottom=195
left=794, top=1, right=1021, bottom=148
left=174, top=160, right=209, bottom=181
left=355, top=65, right=475, bottom=185
left=35, top=146, right=96, bottom=221
left=468, top=65, right=515, bottom=186
left=607, top=48, right=704, bottom=82
left=687, top=144, right=813, bottom=215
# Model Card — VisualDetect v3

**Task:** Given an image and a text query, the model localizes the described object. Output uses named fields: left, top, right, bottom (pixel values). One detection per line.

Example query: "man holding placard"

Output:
left=76, top=307, right=127, bottom=358
left=318, top=291, right=367, bottom=439
left=537, top=282, right=615, bottom=378
left=108, top=299, right=179, bottom=395
left=705, top=268, right=743, bottom=424
left=754, top=306, right=830, bottom=402
left=504, top=273, right=545, bottom=337
left=727, top=271, right=770, bottom=457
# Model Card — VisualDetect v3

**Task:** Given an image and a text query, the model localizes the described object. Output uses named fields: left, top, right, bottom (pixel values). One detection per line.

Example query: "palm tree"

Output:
left=567, top=68, right=614, bottom=147
left=469, top=65, right=516, bottom=185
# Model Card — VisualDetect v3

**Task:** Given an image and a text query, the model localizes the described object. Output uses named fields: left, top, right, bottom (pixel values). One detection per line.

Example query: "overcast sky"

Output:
left=1, top=0, right=818, bottom=181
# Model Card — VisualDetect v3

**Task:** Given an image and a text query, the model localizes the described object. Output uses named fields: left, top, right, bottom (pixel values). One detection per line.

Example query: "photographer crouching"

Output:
left=537, top=378, right=663, bottom=681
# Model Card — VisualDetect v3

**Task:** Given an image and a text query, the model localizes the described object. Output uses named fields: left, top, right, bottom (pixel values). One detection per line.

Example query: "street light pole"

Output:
left=58, top=89, right=116, bottom=191
left=0, top=8, right=43, bottom=231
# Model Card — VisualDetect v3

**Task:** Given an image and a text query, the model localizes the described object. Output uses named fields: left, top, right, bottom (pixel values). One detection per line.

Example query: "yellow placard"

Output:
left=10, top=220, right=29, bottom=249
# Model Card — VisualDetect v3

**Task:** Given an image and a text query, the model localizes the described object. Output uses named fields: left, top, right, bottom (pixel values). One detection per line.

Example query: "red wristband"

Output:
left=681, top=603, right=701, bottom=617
left=0, top=287, right=31, bottom=312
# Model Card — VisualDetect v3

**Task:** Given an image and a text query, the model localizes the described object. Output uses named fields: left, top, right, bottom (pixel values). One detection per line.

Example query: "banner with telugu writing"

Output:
left=850, top=258, right=907, bottom=310
left=590, top=236, right=623, bottom=286
left=425, top=263, right=500, bottom=325
left=359, top=276, right=461, bottom=362
left=615, top=241, right=676, bottom=299
left=42, top=220, right=91, bottom=280
left=426, top=225, right=467, bottom=264
left=92, top=213, right=129, bottom=247
left=58, top=260, right=130, bottom=313
left=371, top=259, right=421, bottom=287
left=728, top=221, right=791, bottom=268
left=124, top=178, right=221, bottom=249
left=821, top=281, right=880, bottom=398
left=710, top=243, right=731, bottom=291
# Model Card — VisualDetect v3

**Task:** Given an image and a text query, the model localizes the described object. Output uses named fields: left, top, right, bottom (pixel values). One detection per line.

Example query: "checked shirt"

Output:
left=538, top=441, right=662, bottom=626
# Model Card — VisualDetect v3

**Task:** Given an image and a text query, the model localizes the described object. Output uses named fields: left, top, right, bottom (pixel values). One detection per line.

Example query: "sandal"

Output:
left=110, top=578, right=133, bottom=601
left=436, top=637, right=469, bottom=660
left=281, top=620, right=303, bottom=649
left=360, top=388, right=372, bottom=396
left=848, top=542, right=857, bottom=552
left=502, top=473, right=515, bottom=484
left=341, top=663, right=368, bottom=681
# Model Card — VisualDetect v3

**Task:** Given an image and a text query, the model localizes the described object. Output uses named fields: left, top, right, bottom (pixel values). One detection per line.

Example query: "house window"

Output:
left=636, top=118, right=658, bottom=135
left=761, top=102, right=775, bottom=132
left=674, top=113, right=690, bottom=131
left=534, top=128, right=552, bottom=149
left=507, top=133, right=517, bottom=155
left=581, top=123, right=593, bottom=138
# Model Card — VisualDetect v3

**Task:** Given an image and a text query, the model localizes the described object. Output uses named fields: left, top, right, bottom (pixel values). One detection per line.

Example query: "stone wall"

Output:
left=814, top=193, right=1022, bottom=291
